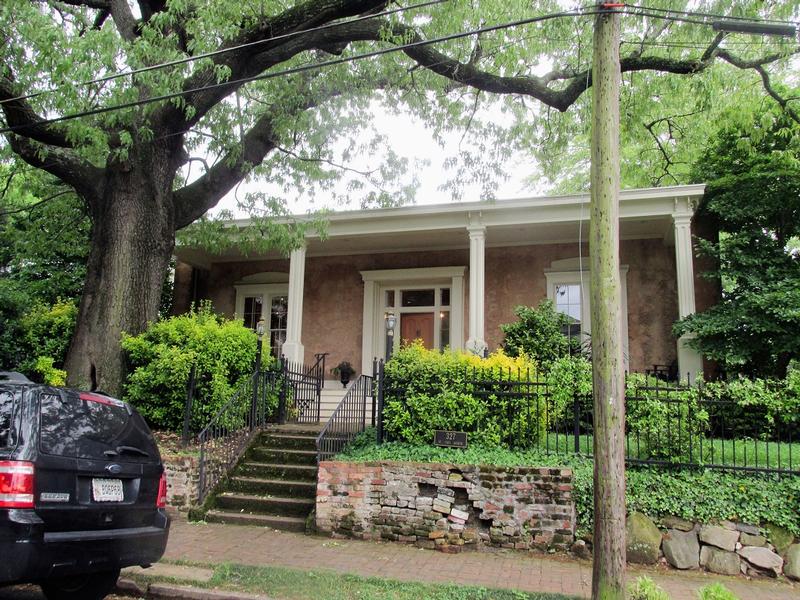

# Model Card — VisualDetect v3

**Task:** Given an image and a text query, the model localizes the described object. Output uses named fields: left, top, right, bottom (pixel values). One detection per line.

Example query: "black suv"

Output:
left=0, top=372, right=170, bottom=599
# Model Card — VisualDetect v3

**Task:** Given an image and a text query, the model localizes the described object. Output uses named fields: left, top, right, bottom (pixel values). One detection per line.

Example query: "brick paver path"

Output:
left=165, top=514, right=797, bottom=600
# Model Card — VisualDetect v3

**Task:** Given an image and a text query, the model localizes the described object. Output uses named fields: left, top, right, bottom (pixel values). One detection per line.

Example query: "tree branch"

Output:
left=0, top=189, right=74, bottom=216
left=172, top=110, right=282, bottom=228
left=0, top=62, right=75, bottom=148
left=753, top=65, right=800, bottom=125
left=155, top=0, right=389, bottom=133
left=110, top=0, right=139, bottom=41
left=34, top=0, right=111, bottom=9
left=5, top=135, right=102, bottom=200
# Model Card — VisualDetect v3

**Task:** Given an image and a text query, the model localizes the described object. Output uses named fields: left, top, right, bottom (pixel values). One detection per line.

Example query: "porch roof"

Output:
left=176, top=184, right=705, bottom=268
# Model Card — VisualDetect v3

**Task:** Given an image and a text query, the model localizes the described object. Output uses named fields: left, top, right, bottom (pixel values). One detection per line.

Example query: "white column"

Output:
left=282, top=245, right=306, bottom=364
left=466, top=226, right=487, bottom=355
left=360, top=279, right=376, bottom=375
left=673, top=214, right=703, bottom=382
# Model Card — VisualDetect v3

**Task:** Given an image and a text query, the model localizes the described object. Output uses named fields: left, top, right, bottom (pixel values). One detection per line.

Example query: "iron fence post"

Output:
left=198, top=442, right=206, bottom=503
left=371, top=358, right=378, bottom=427
left=278, top=356, right=288, bottom=424
left=573, top=391, right=581, bottom=454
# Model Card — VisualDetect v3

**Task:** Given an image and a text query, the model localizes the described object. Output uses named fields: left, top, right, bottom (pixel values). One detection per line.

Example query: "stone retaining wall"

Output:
left=627, top=512, right=800, bottom=581
left=162, top=454, right=200, bottom=510
left=316, top=461, right=575, bottom=553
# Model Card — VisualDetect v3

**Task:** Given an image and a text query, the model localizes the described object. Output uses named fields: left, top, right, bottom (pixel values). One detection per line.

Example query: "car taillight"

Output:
left=156, top=471, right=167, bottom=508
left=0, top=461, right=35, bottom=509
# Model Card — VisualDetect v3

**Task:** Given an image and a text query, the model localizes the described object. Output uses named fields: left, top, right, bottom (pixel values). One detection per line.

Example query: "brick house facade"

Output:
left=173, top=184, right=717, bottom=381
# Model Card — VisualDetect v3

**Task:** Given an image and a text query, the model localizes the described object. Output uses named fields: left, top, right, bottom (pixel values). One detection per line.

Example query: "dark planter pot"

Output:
left=339, top=372, right=351, bottom=388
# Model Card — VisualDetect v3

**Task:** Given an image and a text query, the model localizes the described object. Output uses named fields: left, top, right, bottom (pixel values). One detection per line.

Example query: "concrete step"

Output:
left=216, top=492, right=314, bottom=517
left=257, top=432, right=318, bottom=450
left=229, top=476, right=317, bottom=498
left=205, top=510, right=307, bottom=532
left=248, top=447, right=317, bottom=465
left=237, top=461, right=318, bottom=481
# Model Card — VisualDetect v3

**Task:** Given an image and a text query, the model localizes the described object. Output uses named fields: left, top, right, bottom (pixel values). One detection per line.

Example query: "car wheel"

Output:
left=41, top=568, right=121, bottom=600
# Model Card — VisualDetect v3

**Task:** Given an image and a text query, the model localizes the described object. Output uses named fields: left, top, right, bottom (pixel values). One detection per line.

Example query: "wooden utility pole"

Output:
left=589, top=4, right=626, bottom=600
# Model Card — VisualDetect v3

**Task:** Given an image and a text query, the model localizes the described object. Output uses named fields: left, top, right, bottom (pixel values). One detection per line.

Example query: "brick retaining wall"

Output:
left=316, top=461, right=575, bottom=553
left=162, top=454, right=200, bottom=510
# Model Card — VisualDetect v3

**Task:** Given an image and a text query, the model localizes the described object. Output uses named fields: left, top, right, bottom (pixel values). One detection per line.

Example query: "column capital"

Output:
left=672, top=213, right=693, bottom=228
left=467, top=224, right=486, bottom=237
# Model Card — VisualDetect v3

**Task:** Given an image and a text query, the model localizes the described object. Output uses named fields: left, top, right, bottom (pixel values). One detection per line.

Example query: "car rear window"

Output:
left=0, top=388, right=17, bottom=448
left=39, top=391, right=158, bottom=461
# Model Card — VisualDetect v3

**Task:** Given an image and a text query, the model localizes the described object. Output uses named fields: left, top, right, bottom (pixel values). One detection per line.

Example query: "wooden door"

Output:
left=400, top=313, right=435, bottom=349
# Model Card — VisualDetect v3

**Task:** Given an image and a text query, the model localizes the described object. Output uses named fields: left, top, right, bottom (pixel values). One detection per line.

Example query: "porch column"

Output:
left=466, top=225, right=487, bottom=355
left=673, top=214, right=703, bottom=383
left=282, top=244, right=306, bottom=365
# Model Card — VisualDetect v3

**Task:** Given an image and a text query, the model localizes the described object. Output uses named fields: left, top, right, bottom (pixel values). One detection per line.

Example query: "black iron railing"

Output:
left=316, top=373, right=375, bottom=462
left=197, top=370, right=280, bottom=502
left=281, top=356, right=323, bottom=424
left=375, top=363, right=799, bottom=476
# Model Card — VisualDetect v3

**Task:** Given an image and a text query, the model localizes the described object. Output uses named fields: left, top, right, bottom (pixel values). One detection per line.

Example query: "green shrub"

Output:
left=628, top=576, right=670, bottom=600
left=382, top=342, right=544, bottom=447
left=546, top=355, right=592, bottom=428
left=700, top=376, right=800, bottom=440
left=31, top=356, right=67, bottom=386
left=501, top=300, right=579, bottom=365
left=0, top=297, right=77, bottom=382
left=697, top=583, right=739, bottom=600
left=121, top=302, right=275, bottom=432
left=625, top=374, right=709, bottom=462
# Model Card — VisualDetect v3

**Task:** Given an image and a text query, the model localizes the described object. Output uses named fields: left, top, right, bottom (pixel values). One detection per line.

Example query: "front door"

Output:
left=400, top=313, right=434, bottom=349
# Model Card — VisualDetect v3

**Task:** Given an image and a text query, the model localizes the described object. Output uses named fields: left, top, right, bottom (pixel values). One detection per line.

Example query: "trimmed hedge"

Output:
left=121, top=302, right=275, bottom=432
left=382, top=342, right=546, bottom=447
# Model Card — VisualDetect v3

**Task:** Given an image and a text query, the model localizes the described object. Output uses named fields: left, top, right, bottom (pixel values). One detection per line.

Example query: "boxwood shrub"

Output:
left=121, top=302, right=275, bottom=432
left=382, top=342, right=547, bottom=447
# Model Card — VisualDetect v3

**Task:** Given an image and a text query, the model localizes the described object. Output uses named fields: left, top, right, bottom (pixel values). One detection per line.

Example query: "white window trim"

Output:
left=544, top=265, right=629, bottom=368
left=360, top=267, right=465, bottom=374
left=234, top=283, right=290, bottom=326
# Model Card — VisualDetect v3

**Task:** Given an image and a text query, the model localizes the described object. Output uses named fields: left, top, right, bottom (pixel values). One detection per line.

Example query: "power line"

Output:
left=626, top=4, right=800, bottom=27
left=0, top=0, right=449, bottom=106
left=0, top=7, right=602, bottom=136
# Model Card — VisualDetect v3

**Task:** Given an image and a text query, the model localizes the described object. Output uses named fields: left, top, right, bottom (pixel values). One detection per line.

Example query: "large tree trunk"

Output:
left=65, top=145, right=179, bottom=395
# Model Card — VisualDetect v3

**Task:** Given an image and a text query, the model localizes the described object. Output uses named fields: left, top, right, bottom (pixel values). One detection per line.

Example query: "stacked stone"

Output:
left=162, top=454, right=200, bottom=510
left=626, top=511, right=800, bottom=580
left=316, top=461, right=575, bottom=554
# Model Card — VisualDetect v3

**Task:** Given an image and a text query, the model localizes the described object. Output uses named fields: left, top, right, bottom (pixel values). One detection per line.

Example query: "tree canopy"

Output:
left=675, top=106, right=800, bottom=378
left=1, top=0, right=798, bottom=394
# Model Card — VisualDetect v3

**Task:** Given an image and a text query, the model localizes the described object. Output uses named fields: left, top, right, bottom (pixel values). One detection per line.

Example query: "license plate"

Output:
left=92, top=478, right=123, bottom=502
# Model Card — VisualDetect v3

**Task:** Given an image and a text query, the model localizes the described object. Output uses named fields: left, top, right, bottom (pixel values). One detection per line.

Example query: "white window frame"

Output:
left=234, top=284, right=290, bottom=357
left=544, top=262, right=629, bottom=368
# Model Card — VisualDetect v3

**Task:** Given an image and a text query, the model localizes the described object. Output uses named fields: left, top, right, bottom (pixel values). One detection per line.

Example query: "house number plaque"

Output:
left=433, top=430, right=468, bottom=448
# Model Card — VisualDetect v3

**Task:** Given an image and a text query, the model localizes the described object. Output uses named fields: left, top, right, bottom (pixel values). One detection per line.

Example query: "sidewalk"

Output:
left=159, top=513, right=797, bottom=600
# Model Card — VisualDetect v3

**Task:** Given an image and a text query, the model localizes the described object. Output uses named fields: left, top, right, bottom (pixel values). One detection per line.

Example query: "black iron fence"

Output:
left=316, top=372, right=375, bottom=462
left=197, top=370, right=281, bottom=502
left=281, top=356, right=324, bottom=424
left=375, top=364, right=799, bottom=476
left=197, top=354, right=325, bottom=502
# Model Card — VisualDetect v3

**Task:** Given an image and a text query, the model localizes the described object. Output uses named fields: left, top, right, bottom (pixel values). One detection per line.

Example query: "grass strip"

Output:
left=125, top=560, right=581, bottom=600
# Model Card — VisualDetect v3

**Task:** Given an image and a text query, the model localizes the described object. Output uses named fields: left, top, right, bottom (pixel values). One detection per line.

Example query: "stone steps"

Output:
left=229, top=476, right=317, bottom=498
left=216, top=492, right=315, bottom=517
left=204, top=510, right=307, bottom=532
left=203, top=423, right=321, bottom=530
left=238, top=461, right=318, bottom=481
